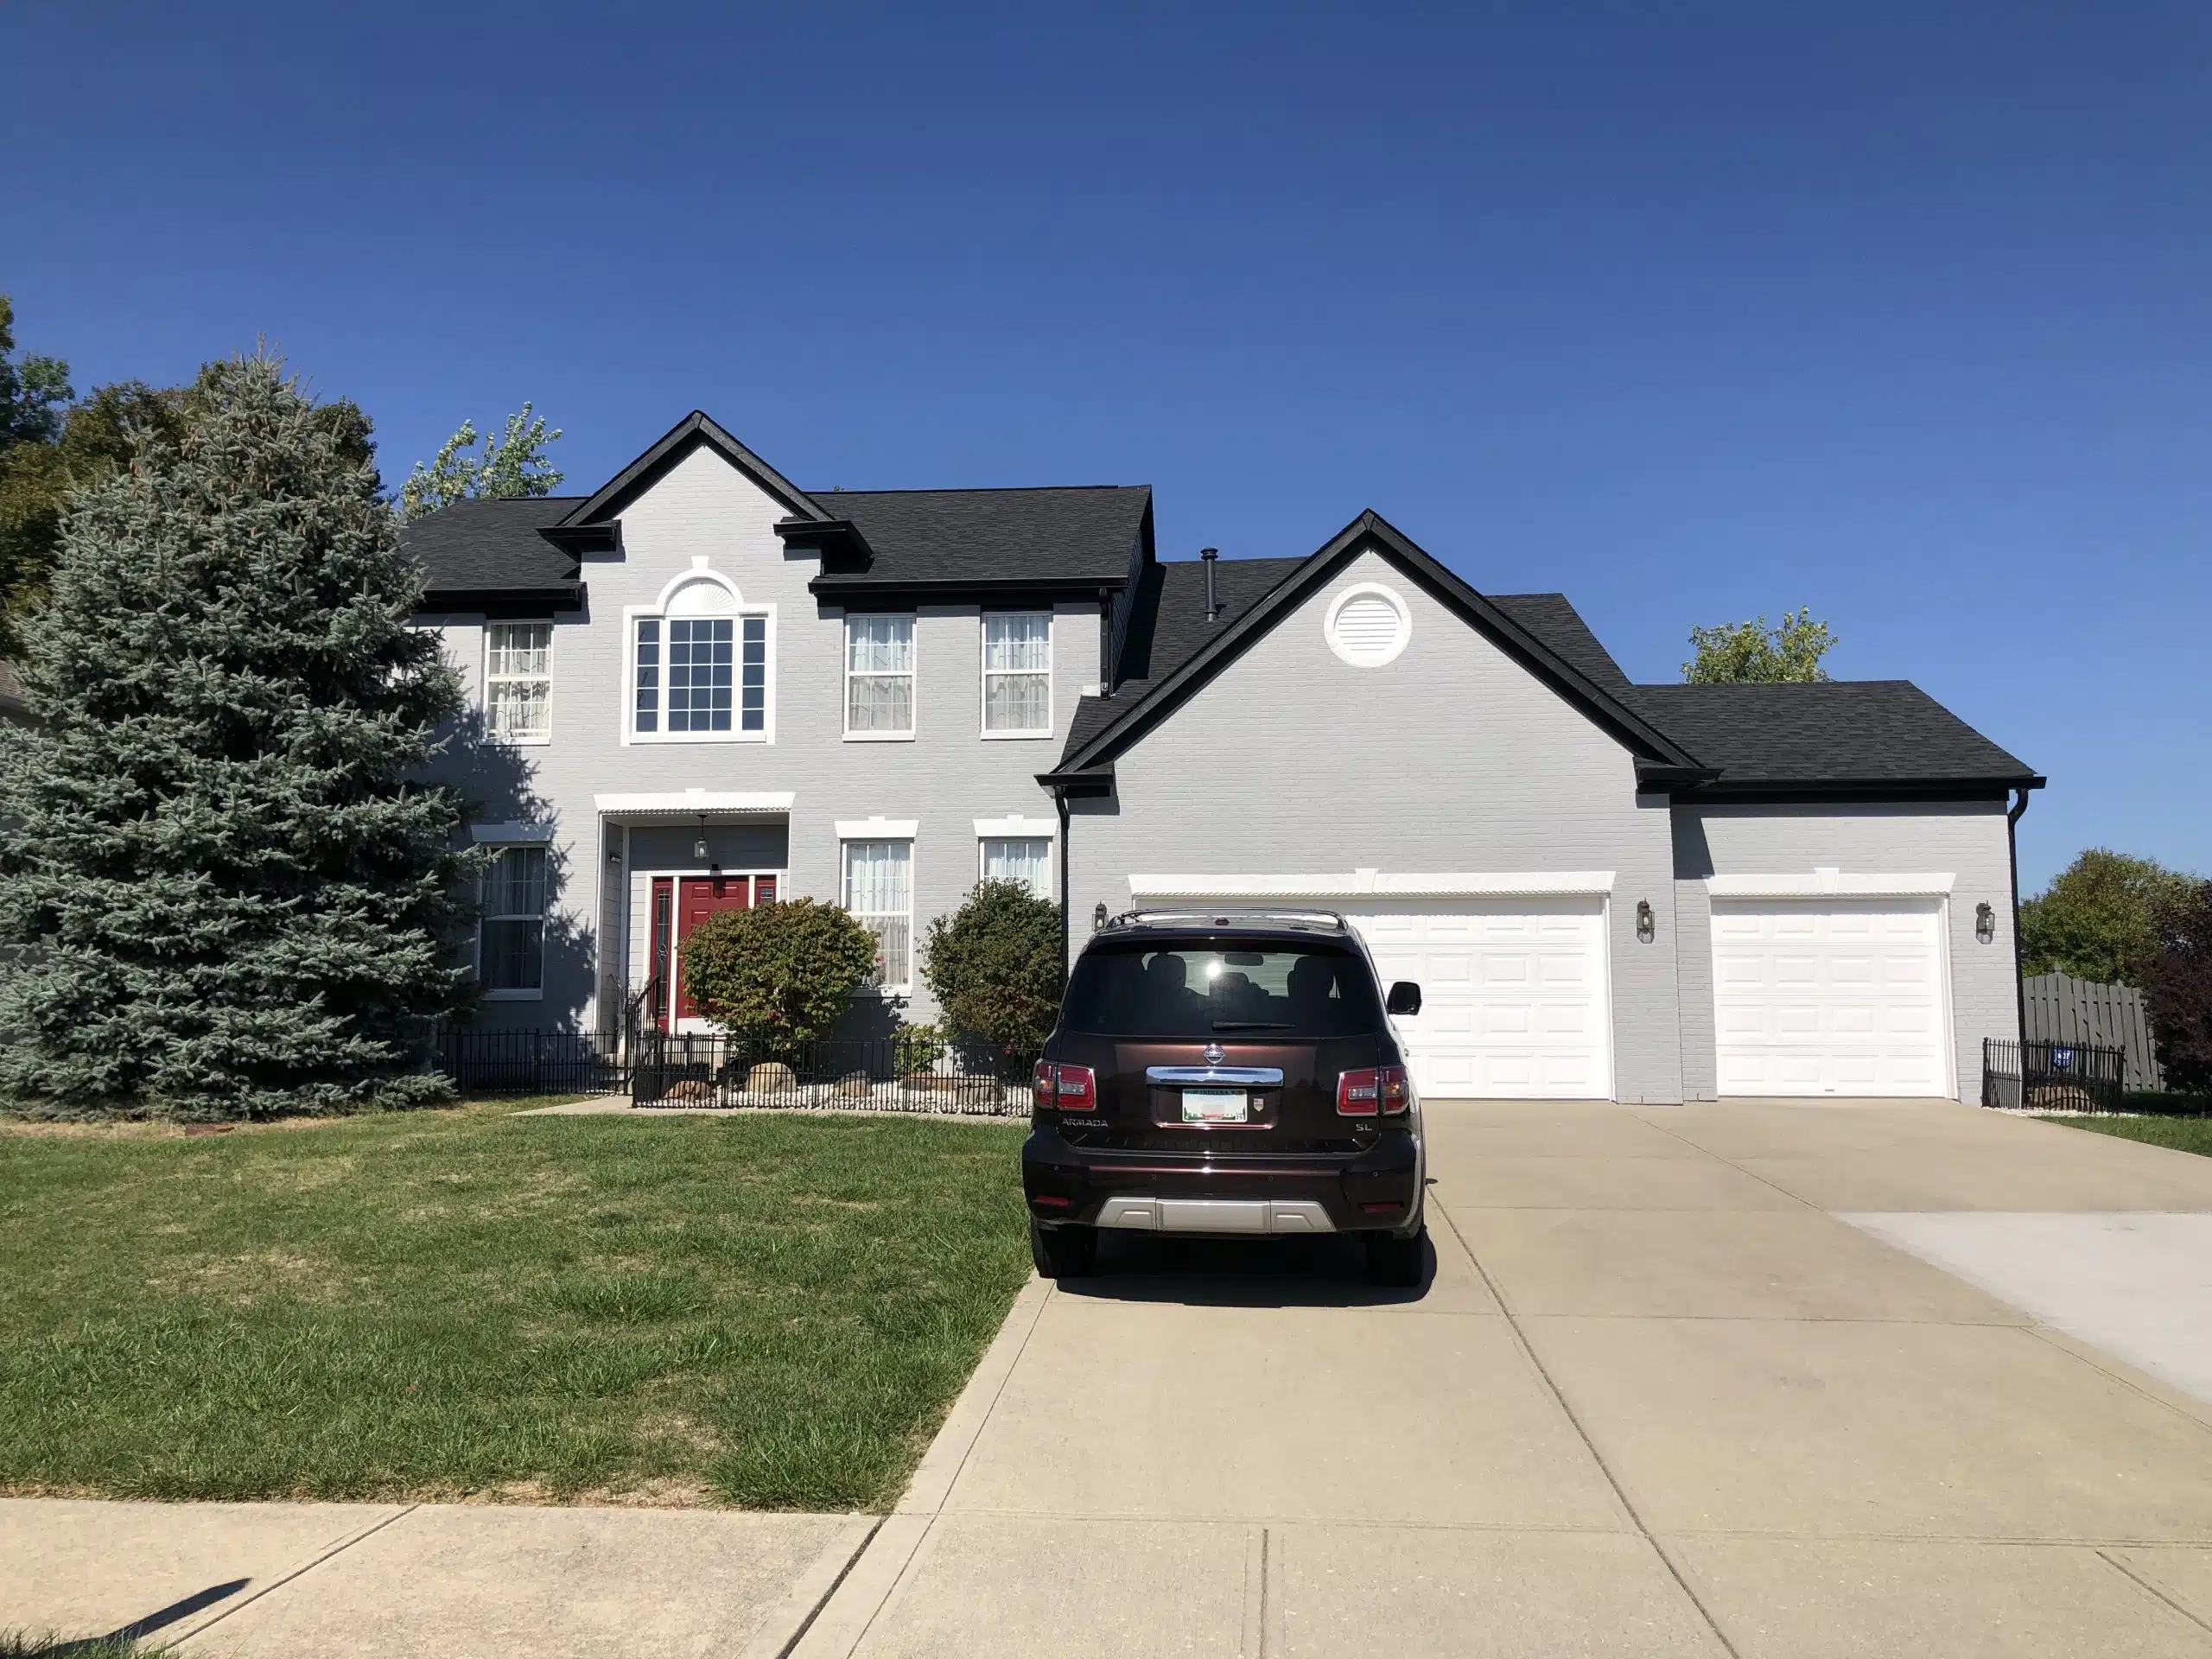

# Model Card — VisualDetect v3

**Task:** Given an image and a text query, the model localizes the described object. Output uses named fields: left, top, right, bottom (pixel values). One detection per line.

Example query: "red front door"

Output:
left=672, top=874, right=756, bottom=1026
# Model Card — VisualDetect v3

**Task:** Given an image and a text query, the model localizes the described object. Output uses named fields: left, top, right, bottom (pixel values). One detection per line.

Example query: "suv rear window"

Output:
left=1063, top=943, right=1384, bottom=1039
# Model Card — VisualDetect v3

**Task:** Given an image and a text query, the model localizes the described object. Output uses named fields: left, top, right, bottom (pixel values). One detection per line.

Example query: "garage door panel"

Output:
left=1712, top=899, right=1948, bottom=1098
left=1340, top=898, right=1612, bottom=1101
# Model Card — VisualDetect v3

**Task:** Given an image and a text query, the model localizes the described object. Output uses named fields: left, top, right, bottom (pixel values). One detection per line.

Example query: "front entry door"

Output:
left=659, top=873, right=779, bottom=1029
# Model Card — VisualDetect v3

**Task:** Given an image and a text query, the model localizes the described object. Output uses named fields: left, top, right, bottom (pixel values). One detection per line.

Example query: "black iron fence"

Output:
left=1982, top=1037, right=2127, bottom=1114
left=435, top=1027, right=628, bottom=1097
left=630, top=1030, right=1033, bottom=1116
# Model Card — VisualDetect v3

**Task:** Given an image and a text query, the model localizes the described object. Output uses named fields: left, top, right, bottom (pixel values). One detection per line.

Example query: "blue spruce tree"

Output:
left=0, top=354, right=475, bottom=1118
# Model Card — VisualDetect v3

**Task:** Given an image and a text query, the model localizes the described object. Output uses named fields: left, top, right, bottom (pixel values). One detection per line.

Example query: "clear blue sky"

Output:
left=5, top=3, right=2207, bottom=890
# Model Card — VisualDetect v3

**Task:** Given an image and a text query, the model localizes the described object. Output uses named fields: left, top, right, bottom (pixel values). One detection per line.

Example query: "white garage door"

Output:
left=1710, top=899, right=1949, bottom=1097
left=1344, top=899, right=1613, bottom=1100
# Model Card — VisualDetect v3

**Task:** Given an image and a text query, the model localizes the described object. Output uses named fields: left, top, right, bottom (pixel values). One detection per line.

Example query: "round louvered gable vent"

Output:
left=1324, top=583, right=1411, bottom=666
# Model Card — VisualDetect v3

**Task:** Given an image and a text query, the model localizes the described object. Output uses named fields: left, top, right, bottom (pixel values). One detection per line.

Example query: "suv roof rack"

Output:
left=1105, top=907, right=1351, bottom=932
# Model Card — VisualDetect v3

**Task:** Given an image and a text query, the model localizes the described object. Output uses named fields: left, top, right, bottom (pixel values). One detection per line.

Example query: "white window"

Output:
left=982, top=613, right=1052, bottom=734
left=846, top=616, right=915, bottom=736
left=981, top=836, right=1052, bottom=898
left=843, top=838, right=913, bottom=989
left=485, top=622, right=552, bottom=741
left=480, top=845, right=547, bottom=996
left=628, top=575, right=771, bottom=741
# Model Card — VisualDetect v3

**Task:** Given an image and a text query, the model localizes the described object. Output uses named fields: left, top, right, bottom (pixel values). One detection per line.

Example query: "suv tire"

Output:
left=1365, top=1224, right=1427, bottom=1288
left=1031, top=1219, right=1096, bottom=1279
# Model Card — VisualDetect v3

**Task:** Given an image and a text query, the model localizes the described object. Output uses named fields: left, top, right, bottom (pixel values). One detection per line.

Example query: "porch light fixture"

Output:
left=1976, top=901, right=1996, bottom=944
left=1636, top=899, right=1655, bottom=944
left=1092, top=901, right=1108, bottom=932
left=693, top=822, right=710, bottom=865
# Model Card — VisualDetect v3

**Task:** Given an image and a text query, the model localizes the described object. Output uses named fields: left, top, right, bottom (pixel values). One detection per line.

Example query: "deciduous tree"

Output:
left=398, top=404, right=564, bottom=522
left=2019, top=849, right=2197, bottom=986
left=1683, top=607, right=1837, bottom=683
left=2145, top=880, right=2212, bottom=1094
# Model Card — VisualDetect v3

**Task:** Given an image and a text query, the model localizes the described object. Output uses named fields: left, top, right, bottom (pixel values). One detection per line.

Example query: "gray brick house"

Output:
left=408, top=411, right=2042, bottom=1103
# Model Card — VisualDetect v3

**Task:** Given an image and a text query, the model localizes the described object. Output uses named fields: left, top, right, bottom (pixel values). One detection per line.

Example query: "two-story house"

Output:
left=408, top=410, right=2043, bottom=1104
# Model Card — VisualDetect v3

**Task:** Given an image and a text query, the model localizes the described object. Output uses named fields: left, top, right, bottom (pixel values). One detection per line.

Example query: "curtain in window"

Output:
left=982, top=836, right=1051, bottom=897
left=486, top=623, right=552, bottom=741
left=983, top=613, right=1050, bottom=731
left=634, top=620, right=662, bottom=732
left=847, top=616, right=914, bottom=733
left=843, top=839, right=913, bottom=986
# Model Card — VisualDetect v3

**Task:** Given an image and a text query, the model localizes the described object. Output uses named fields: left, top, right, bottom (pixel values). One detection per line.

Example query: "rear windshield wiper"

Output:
left=1211, top=1020, right=1292, bottom=1030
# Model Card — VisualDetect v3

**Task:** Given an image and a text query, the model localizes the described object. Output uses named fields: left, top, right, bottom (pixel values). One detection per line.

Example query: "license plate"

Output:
left=1182, top=1089, right=1249, bottom=1123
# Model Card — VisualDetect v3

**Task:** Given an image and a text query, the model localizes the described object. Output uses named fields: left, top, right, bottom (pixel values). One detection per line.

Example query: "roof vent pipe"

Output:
left=1201, top=547, right=1219, bottom=622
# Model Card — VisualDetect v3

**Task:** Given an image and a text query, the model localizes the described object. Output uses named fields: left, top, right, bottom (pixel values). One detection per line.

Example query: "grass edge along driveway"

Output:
left=2044, top=1110, right=2212, bottom=1158
left=0, top=1106, right=1031, bottom=1511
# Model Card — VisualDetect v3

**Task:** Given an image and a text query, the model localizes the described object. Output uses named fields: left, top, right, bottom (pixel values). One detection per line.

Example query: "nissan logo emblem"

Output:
left=1203, top=1043, right=1226, bottom=1065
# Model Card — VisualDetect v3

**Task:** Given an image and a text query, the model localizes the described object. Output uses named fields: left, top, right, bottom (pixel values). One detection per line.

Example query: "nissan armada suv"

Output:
left=1021, top=910, right=1428, bottom=1287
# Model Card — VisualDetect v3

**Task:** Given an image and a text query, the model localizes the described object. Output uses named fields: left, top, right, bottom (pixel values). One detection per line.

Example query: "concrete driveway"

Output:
left=804, top=1099, right=2212, bottom=1657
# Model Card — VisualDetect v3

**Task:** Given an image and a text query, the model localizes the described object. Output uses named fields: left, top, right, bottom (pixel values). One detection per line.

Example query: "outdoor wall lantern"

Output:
left=1636, top=899, right=1656, bottom=944
left=692, top=823, right=711, bottom=865
left=1092, top=901, right=1109, bottom=933
left=1976, top=901, right=1996, bottom=944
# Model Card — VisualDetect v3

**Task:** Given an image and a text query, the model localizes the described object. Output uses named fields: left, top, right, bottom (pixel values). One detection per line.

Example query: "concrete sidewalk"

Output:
left=2, top=1499, right=874, bottom=1658
left=793, top=1099, right=2212, bottom=1657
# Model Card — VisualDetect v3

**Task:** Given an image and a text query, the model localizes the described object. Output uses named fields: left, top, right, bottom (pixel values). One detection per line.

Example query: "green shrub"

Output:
left=922, top=880, right=1063, bottom=1060
left=894, top=1021, right=945, bottom=1074
left=680, top=899, right=878, bottom=1055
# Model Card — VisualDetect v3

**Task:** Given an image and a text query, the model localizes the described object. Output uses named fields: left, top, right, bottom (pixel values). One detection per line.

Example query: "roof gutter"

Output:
left=417, top=582, right=588, bottom=617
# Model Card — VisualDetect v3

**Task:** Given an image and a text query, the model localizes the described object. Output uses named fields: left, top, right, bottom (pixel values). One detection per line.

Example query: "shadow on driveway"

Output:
left=1053, top=1229, right=1436, bottom=1308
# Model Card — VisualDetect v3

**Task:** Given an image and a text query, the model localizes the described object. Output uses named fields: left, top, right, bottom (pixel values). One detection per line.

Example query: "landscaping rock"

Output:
left=834, top=1071, right=873, bottom=1099
left=746, top=1062, right=800, bottom=1096
left=664, top=1079, right=715, bottom=1103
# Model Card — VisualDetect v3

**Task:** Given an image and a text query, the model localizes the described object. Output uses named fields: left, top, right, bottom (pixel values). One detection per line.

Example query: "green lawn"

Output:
left=0, top=1105, right=1031, bottom=1510
left=2041, top=1112, right=2212, bottom=1157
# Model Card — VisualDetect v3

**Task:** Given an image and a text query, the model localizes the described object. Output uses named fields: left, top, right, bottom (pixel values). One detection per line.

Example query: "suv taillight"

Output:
left=1337, top=1065, right=1409, bottom=1116
left=1033, top=1062, right=1096, bottom=1112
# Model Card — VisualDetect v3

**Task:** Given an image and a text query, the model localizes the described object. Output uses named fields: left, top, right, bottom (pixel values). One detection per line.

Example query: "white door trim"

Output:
left=1130, top=870, right=1616, bottom=899
left=1704, top=870, right=1955, bottom=899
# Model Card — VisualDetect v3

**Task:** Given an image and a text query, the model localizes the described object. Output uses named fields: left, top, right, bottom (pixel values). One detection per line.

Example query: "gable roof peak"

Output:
left=558, top=410, right=830, bottom=528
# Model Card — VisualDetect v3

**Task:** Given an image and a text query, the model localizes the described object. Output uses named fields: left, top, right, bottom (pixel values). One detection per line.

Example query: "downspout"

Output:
left=2007, top=785, right=2031, bottom=1043
left=1055, top=787, right=1071, bottom=975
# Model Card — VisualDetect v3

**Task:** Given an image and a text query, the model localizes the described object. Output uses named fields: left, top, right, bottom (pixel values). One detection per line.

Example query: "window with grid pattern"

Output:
left=982, top=613, right=1051, bottom=733
left=846, top=615, right=915, bottom=734
left=842, top=839, right=913, bottom=988
left=633, top=613, right=766, bottom=735
left=485, top=623, right=552, bottom=741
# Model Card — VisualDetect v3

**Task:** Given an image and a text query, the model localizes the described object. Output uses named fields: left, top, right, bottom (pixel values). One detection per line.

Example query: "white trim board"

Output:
left=975, top=816, right=1057, bottom=838
left=836, top=817, right=919, bottom=840
left=1128, top=870, right=1616, bottom=899
left=595, top=791, right=795, bottom=817
left=1705, top=870, right=1955, bottom=899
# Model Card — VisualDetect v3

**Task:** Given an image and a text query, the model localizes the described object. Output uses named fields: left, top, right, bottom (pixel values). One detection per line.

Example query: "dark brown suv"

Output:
left=1022, top=910, right=1427, bottom=1287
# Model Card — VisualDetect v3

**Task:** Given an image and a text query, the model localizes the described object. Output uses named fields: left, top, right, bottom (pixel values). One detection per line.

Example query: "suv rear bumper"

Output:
left=1022, top=1124, right=1421, bottom=1236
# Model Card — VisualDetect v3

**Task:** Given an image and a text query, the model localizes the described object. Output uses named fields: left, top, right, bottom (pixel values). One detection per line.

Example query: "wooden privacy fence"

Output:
left=2022, top=973, right=2164, bottom=1092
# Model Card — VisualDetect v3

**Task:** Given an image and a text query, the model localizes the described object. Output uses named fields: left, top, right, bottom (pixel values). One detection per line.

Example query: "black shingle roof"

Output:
left=1622, top=681, right=2038, bottom=787
left=1058, top=556, right=2035, bottom=792
left=1488, top=594, right=1634, bottom=692
left=404, top=497, right=583, bottom=601
left=806, top=486, right=1150, bottom=589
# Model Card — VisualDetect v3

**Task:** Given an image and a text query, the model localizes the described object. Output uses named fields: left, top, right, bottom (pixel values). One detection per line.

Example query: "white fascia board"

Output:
left=1704, top=871, right=1955, bottom=899
left=1128, top=871, right=1617, bottom=899
left=470, top=821, right=556, bottom=844
left=594, top=791, right=795, bottom=817
left=836, top=817, right=919, bottom=840
left=974, top=817, right=1058, bottom=839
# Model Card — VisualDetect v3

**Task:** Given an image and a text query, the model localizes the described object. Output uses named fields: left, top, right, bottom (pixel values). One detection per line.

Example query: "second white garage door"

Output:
left=1344, top=899, right=1613, bottom=1100
left=1710, top=899, right=1950, bottom=1097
